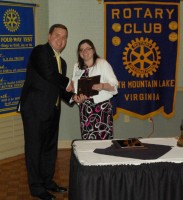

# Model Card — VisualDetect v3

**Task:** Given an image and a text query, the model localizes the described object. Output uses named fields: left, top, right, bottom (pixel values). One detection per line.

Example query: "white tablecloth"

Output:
left=72, top=137, right=183, bottom=166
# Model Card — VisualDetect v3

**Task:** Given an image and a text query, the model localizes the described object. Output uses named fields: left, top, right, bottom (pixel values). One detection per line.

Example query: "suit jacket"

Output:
left=19, top=43, right=74, bottom=120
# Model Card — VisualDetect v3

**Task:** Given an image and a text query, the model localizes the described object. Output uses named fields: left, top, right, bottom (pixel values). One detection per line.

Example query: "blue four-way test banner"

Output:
left=0, top=1, right=35, bottom=117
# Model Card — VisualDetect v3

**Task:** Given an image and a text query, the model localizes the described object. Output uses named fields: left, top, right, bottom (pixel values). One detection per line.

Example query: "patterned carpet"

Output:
left=0, top=149, right=71, bottom=200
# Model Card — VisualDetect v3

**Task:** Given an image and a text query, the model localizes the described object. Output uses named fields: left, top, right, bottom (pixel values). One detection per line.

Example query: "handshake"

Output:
left=66, top=80, right=88, bottom=104
left=71, top=93, right=88, bottom=104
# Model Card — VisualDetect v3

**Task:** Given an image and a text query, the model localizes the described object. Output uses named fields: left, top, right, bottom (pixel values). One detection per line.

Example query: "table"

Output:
left=69, top=138, right=183, bottom=200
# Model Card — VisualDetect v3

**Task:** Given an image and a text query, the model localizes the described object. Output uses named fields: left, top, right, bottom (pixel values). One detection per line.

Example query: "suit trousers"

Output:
left=21, top=106, right=61, bottom=195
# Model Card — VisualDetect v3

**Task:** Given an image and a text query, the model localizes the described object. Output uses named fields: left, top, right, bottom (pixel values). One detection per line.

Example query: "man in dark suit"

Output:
left=19, top=24, right=84, bottom=200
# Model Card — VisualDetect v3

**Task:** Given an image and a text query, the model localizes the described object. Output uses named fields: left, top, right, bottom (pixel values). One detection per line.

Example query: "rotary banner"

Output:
left=104, top=0, right=180, bottom=119
left=0, top=1, right=35, bottom=118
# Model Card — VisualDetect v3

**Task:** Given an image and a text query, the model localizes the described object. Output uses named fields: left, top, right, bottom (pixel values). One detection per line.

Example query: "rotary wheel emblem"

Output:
left=123, top=37, right=161, bottom=78
left=3, top=9, right=21, bottom=32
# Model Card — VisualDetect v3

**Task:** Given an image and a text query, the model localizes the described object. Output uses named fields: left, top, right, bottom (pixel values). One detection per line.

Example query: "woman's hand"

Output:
left=92, top=83, right=104, bottom=91
left=92, top=83, right=115, bottom=92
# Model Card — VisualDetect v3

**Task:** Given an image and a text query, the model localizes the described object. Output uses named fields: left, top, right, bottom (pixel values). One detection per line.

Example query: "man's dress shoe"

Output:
left=46, top=185, right=67, bottom=193
left=34, top=191, right=55, bottom=200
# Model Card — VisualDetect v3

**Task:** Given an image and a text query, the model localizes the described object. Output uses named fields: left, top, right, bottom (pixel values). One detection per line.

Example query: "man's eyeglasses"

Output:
left=79, top=47, right=93, bottom=53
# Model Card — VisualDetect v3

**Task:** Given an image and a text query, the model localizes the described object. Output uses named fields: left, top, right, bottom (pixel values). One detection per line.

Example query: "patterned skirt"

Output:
left=79, top=99, right=113, bottom=140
